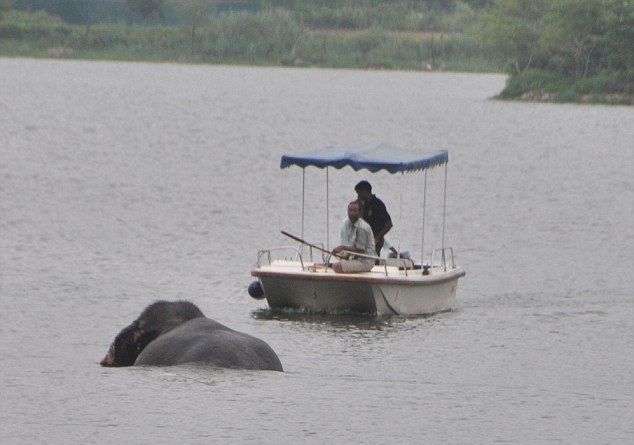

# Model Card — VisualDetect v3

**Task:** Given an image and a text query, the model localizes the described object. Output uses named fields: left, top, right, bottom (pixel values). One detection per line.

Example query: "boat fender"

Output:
left=248, top=281, right=265, bottom=299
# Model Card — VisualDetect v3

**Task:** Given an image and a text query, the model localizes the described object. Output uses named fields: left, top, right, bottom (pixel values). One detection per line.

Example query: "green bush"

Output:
left=0, top=7, right=503, bottom=72
left=572, top=70, right=634, bottom=95
left=0, top=11, right=70, bottom=40
left=202, top=10, right=299, bottom=61
left=553, top=91, right=579, bottom=102
left=500, top=67, right=633, bottom=103
left=500, top=69, right=569, bottom=98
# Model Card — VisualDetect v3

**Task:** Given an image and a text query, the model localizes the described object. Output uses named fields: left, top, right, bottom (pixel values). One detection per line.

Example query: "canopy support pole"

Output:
left=326, top=166, right=330, bottom=250
left=398, top=173, right=403, bottom=253
left=420, top=170, right=427, bottom=266
left=301, top=168, right=306, bottom=244
left=442, top=163, right=448, bottom=271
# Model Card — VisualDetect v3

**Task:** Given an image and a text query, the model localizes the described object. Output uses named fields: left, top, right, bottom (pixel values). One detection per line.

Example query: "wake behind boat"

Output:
left=248, top=143, right=465, bottom=316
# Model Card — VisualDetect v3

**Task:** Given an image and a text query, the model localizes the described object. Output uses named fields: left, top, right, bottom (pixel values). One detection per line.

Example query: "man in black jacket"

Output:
left=354, top=180, right=393, bottom=256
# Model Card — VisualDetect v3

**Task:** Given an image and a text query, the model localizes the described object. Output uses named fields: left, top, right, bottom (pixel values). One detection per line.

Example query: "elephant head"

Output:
left=100, top=300, right=205, bottom=367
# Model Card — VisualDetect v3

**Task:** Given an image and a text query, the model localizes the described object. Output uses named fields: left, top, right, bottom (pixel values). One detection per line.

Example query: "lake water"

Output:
left=1, top=58, right=632, bottom=444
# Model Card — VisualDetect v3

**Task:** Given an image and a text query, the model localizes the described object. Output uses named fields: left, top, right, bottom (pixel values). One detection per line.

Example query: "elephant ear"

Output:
left=135, top=320, right=164, bottom=351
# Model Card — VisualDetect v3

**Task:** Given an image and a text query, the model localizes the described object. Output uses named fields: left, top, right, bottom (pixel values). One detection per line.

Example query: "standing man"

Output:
left=332, top=200, right=376, bottom=273
left=354, top=180, right=393, bottom=256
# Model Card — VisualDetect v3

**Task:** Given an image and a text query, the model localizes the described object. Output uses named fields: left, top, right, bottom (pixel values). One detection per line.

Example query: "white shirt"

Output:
left=340, top=217, right=376, bottom=256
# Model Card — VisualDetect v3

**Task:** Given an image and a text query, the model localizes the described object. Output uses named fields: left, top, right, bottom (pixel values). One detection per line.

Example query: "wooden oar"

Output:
left=281, top=230, right=343, bottom=259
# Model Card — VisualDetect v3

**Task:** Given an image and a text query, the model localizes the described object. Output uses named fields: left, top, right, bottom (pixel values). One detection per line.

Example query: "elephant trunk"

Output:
left=100, top=343, right=116, bottom=367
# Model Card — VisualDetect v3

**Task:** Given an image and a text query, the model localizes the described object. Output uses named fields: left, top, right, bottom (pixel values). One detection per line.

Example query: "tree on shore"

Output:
left=477, top=0, right=633, bottom=78
left=125, top=0, right=165, bottom=22
left=175, top=0, right=216, bottom=52
left=475, top=0, right=549, bottom=75
left=602, top=0, right=634, bottom=72
left=0, top=0, right=11, bottom=16
left=476, top=0, right=633, bottom=101
left=541, top=0, right=605, bottom=80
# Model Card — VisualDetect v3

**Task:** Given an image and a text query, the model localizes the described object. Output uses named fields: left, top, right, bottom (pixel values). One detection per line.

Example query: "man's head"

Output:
left=347, top=200, right=361, bottom=223
left=355, top=180, right=372, bottom=201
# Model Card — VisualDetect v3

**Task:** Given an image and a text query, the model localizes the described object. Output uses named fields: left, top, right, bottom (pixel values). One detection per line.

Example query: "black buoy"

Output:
left=248, top=281, right=265, bottom=300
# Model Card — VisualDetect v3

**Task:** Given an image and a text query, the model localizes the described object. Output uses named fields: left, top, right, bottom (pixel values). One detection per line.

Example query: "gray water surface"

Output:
left=1, top=58, right=632, bottom=444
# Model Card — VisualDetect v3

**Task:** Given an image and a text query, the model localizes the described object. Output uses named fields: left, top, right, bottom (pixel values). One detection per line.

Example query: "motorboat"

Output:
left=248, top=143, right=465, bottom=316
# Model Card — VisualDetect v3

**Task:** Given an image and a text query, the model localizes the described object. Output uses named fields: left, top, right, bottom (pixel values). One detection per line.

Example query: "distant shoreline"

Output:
left=510, top=90, right=634, bottom=106
left=1, top=4, right=631, bottom=107
left=7, top=52, right=631, bottom=106
left=2, top=48, right=631, bottom=106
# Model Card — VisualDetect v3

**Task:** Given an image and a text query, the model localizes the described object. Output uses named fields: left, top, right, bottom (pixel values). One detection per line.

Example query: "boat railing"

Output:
left=431, top=247, right=456, bottom=272
left=258, top=247, right=429, bottom=277
left=385, top=257, right=417, bottom=272
left=257, top=247, right=306, bottom=270
left=307, top=243, right=327, bottom=263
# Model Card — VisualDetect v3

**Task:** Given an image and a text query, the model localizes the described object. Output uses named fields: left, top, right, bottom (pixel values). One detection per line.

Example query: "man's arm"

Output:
left=333, top=245, right=363, bottom=255
left=375, top=220, right=393, bottom=242
left=374, top=201, right=393, bottom=242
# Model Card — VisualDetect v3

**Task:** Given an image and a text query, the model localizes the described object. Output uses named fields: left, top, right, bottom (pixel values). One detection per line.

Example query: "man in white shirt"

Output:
left=332, top=200, right=376, bottom=273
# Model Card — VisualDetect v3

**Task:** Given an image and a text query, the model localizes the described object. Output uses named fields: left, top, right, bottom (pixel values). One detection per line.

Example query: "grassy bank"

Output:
left=0, top=10, right=502, bottom=72
left=500, top=69, right=634, bottom=106
left=2, top=9, right=631, bottom=105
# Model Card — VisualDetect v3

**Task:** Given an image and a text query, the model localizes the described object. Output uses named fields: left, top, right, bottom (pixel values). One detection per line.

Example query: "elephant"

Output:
left=100, top=301, right=283, bottom=371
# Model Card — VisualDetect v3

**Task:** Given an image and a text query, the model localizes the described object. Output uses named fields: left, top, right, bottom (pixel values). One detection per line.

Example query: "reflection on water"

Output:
left=251, top=307, right=422, bottom=329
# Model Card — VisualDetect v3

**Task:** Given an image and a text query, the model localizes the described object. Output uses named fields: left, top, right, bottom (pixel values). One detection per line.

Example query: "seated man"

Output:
left=332, top=200, right=376, bottom=273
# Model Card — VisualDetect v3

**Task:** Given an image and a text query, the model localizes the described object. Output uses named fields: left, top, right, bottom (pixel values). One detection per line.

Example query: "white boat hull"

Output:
left=251, top=261, right=465, bottom=316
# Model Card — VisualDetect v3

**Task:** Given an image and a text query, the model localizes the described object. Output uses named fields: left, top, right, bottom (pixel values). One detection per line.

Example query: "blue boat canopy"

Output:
left=280, top=143, right=448, bottom=174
